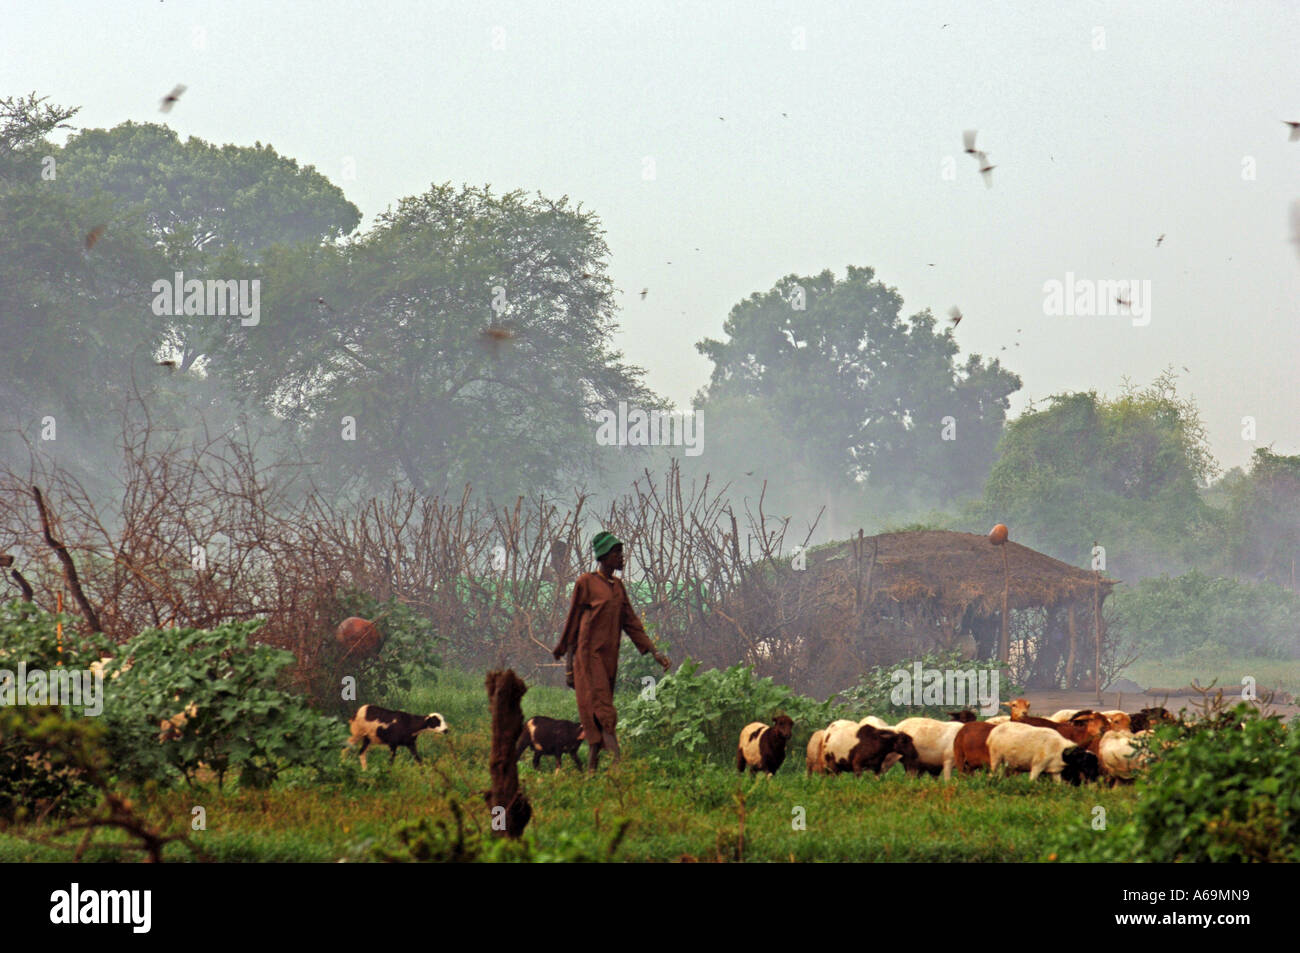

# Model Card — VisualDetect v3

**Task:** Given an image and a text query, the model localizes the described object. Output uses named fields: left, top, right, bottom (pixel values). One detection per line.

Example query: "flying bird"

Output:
left=478, top=325, right=515, bottom=356
left=156, top=359, right=177, bottom=371
left=947, top=306, right=963, bottom=328
left=315, top=296, right=335, bottom=313
left=1284, top=120, right=1300, bottom=141
left=84, top=224, right=106, bottom=251
left=963, top=129, right=979, bottom=155
left=976, top=152, right=995, bottom=187
left=640, top=288, right=648, bottom=300
left=1156, top=234, right=1165, bottom=247
left=160, top=84, right=187, bottom=113
left=1116, top=295, right=1132, bottom=309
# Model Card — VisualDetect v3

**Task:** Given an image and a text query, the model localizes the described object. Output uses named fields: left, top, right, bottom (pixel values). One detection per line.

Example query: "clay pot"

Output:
left=335, top=617, right=383, bottom=657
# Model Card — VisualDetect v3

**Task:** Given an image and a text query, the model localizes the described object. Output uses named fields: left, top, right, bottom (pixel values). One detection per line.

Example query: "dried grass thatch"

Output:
left=808, top=529, right=1116, bottom=617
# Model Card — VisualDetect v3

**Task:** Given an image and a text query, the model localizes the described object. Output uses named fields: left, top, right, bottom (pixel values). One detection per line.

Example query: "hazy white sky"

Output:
left=7, top=0, right=1299, bottom=473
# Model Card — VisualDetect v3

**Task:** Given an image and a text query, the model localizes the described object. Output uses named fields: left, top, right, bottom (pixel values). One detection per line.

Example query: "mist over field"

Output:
left=0, top=2, right=1298, bottom=876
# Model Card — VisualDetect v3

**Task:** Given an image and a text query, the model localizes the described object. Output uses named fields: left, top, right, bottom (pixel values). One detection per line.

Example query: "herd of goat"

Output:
left=737, top=699, right=1178, bottom=785
left=338, top=698, right=1177, bottom=784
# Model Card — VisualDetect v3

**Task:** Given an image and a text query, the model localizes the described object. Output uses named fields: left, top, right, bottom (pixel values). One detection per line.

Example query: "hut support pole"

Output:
left=998, top=546, right=1010, bottom=663
left=1093, top=575, right=1102, bottom=700
left=1065, top=603, right=1078, bottom=689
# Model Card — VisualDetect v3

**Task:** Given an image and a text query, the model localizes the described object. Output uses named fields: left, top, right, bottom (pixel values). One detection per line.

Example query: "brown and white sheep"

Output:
left=345, top=704, right=449, bottom=770
left=737, top=716, right=795, bottom=776
left=822, top=721, right=920, bottom=777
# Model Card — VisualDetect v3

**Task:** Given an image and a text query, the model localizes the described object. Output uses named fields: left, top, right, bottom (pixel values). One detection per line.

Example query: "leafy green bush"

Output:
left=309, top=590, right=444, bottom=718
left=839, top=649, right=1022, bottom=720
left=1048, top=705, right=1300, bottom=862
left=615, top=627, right=670, bottom=695
left=0, top=600, right=113, bottom=821
left=620, top=659, right=839, bottom=762
left=1109, top=570, right=1300, bottom=658
left=102, top=620, right=346, bottom=788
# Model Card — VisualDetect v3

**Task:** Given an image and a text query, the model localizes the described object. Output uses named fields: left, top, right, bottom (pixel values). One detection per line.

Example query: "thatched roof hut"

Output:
left=768, top=530, right=1119, bottom=697
left=808, top=529, right=1115, bottom=616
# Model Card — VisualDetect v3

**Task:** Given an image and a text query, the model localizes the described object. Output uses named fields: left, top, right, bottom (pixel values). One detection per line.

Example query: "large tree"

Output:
left=51, top=121, right=362, bottom=372
left=975, top=372, right=1220, bottom=577
left=693, top=266, right=1020, bottom=534
left=217, top=183, right=656, bottom=502
left=1220, top=448, right=1300, bottom=588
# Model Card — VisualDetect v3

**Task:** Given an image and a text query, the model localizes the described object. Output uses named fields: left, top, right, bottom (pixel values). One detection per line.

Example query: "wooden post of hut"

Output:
left=998, top=545, right=1011, bottom=663
left=1093, top=573, right=1102, bottom=699
left=485, top=669, right=532, bottom=839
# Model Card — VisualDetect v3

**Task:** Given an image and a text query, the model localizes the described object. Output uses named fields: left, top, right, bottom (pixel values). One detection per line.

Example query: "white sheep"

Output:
left=1047, top=708, right=1080, bottom=722
left=892, top=717, right=963, bottom=780
left=859, top=715, right=892, bottom=730
left=985, top=714, right=1010, bottom=725
left=1097, top=728, right=1153, bottom=780
left=987, top=721, right=1097, bottom=783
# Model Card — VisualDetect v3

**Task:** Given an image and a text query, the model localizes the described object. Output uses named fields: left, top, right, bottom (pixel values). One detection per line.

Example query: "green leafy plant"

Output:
left=839, top=649, right=1021, bottom=720
left=1047, top=705, right=1300, bottom=862
left=308, top=590, right=444, bottom=718
left=102, top=620, right=346, bottom=788
left=621, top=659, right=838, bottom=762
left=1109, top=571, right=1300, bottom=659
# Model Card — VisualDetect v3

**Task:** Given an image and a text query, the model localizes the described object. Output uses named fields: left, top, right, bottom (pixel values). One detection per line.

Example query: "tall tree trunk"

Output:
left=485, top=669, right=531, bottom=839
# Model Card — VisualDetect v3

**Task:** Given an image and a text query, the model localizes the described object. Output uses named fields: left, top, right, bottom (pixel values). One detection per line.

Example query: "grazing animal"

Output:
left=345, top=704, right=448, bottom=770
left=859, top=715, right=892, bottom=730
left=893, top=717, right=965, bottom=780
left=952, top=721, right=998, bottom=773
left=948, top=710, right=978, bottom=723
left=1047, top=708, right=1082, bottom=722
left=822, top=722, right=919, bottom=777
left=737, top=716, right=795, bottom=776
left=515, top=716, right=586, bottom=771
left=1008, top=706, right=1109, bottom=756
left=1128, top=707, right=1174, bottom=733
left=987, top=722, right=1098, bottom=784
left=806, top=729, right=829, bottom=775
left=1097, top=729, right=1153, bottom=782
left=1100, top=710, right=1132, bottom=732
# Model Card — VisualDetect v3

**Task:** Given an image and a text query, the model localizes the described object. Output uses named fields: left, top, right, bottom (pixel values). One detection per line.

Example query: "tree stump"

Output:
left=484, top=669, right=531, bottom=838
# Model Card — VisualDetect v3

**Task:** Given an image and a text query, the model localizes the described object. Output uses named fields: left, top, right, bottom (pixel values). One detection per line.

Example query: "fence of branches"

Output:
left=0, top=420, right=873, bottom=695
left=0, top=420, right=1131, bottom=700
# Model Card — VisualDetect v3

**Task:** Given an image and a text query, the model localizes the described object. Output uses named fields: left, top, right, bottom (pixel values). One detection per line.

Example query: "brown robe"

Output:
left=552, top=569, right=654, bottom=741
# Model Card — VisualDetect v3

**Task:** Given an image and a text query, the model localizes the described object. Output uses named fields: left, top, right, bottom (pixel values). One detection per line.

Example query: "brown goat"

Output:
left=1012, top=708, right=1110, bottom=753
left=952, top=721, right=998, bottom=773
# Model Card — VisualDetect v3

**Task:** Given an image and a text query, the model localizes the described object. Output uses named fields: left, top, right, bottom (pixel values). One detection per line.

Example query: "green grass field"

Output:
left=1124, top=656, right=1300, bottom=698
left=0, top=668, right=1139, bottom=862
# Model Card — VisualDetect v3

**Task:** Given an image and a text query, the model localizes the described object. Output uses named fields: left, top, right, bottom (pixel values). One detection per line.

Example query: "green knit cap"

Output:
left=592, top=531, right=622, bottom=558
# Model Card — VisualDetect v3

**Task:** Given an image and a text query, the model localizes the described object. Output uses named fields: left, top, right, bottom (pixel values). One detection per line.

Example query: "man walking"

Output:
left=553, top=532, right=670, bottom=770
